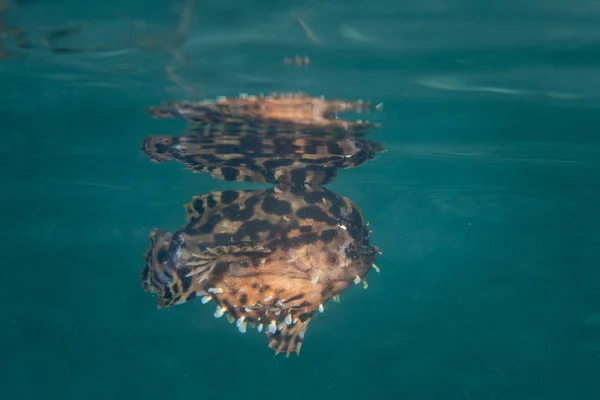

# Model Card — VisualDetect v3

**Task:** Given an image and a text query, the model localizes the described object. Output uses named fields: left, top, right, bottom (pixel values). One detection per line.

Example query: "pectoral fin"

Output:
left=186, top=242, right=271, bottom=281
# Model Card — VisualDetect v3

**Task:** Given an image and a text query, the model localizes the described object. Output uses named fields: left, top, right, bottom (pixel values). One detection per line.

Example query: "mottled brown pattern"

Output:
left=141, top=185, right=380, bottom=356
left=141, top=125, right=383, bottom=186
left=146, top=92, right=381, bottom=130
left=141, top=91, right=384, bottom=357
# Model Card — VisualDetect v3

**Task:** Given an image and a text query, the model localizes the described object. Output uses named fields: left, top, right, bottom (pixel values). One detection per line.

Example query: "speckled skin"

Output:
left=141, top=186, right=379, bottom=356
left=140, top=92, right=383, bottom=356
left=141, top=124, right=383, bottom=186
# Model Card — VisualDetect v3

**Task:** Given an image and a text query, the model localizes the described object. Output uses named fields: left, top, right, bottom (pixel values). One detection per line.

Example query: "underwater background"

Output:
left=2, top=0, right=599, bottom=399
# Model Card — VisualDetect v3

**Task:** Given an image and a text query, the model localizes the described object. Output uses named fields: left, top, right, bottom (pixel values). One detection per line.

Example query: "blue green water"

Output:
left=2, top=1, right=600, bottom=399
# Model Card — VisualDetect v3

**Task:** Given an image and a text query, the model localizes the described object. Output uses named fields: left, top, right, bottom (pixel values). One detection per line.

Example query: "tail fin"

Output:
left=267, top=319, right=311, bottom=357
left=141, top=229, right=205, bottom=308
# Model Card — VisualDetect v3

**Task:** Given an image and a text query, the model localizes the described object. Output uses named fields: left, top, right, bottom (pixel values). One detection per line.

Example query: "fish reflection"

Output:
left=140, top=92, right=385, bottom=356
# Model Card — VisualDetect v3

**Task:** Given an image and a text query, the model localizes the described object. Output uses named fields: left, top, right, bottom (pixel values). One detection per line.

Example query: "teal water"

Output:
left=2, top=1, right=600, bottom=399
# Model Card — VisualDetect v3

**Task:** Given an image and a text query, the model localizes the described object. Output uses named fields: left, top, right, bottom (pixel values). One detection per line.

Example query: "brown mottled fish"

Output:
left=141, top=185, right=380, bottom=356
left=141, top=91, right=384, bottom=356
